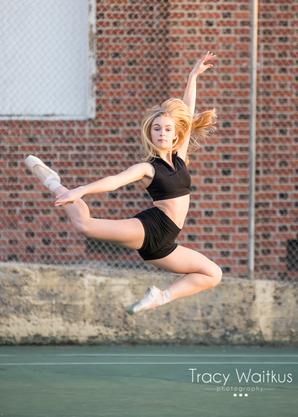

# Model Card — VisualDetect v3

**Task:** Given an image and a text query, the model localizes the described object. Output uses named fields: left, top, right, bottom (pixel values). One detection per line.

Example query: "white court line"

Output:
left=0, top=362, right=298, bottom=366
left=0, top=353, right=298, bottom=357
left=56, top=354, right=298, bottom=357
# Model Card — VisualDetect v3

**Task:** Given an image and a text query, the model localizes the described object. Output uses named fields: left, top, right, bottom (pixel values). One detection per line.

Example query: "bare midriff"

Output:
left=152, top=194, right=190, bottom=229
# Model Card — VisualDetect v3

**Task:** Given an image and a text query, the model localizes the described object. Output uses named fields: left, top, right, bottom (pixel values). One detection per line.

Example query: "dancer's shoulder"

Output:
left=114, top=162, right=153, bottom=186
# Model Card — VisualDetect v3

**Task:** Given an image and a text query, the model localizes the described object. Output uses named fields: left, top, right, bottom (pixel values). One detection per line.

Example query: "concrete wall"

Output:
left=0, top=262, right=297, bottom=345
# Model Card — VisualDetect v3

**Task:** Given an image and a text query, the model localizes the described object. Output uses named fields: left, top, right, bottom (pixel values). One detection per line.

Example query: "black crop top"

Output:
left=146, top=151, right=191, bottom=201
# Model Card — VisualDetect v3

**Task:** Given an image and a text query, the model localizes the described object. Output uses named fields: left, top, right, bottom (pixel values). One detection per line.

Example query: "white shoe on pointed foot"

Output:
left=126, top=286, right=164, bottom=315
left=24, top=155, right=61, bottom=192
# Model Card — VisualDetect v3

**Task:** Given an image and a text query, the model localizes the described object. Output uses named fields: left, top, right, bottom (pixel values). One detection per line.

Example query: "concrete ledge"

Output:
left=0, top=262, right=297, bottom=345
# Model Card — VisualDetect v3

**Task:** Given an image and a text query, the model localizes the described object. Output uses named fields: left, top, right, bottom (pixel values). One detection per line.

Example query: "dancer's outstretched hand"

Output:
left=54, top=187, right=85, bottom=207
left=190, top=51, right=216, bottom=77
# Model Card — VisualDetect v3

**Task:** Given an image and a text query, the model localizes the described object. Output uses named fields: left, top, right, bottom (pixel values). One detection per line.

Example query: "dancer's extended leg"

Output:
left=24, top=155, right=145, bottom=250
left=24, top=156, right=92, bottom=230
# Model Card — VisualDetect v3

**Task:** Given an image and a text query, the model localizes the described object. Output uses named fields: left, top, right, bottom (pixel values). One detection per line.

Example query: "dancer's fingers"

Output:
left=55, top=194, right=65, bottom=200
left=54, top=199, right=74, bottom=207
left=206, top=51, right=216, bottom=60
left=54, top=198, right=67, bottom=206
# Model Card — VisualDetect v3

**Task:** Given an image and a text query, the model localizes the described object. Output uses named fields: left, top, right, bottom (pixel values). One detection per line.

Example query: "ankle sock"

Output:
left=43, top=177, right=61, bottom=193
left=162, top=289, right=172, bottom=305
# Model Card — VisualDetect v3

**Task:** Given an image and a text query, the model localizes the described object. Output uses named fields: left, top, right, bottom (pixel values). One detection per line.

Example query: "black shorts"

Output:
left=132, top=207, right=182, bottom=261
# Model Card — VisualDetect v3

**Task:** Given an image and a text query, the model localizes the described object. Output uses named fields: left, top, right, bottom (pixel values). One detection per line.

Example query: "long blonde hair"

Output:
left=140, top=98, right=217, bottom=165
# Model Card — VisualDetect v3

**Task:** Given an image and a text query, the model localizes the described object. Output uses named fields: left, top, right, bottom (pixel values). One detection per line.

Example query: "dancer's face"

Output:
left=150, top=115, right=176, bottom=153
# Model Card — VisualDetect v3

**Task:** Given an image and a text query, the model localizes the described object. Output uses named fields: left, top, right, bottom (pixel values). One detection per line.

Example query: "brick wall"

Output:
left=0, top=0, right=297, bottom=280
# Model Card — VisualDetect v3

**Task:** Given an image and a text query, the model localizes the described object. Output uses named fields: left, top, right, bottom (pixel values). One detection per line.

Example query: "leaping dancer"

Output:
left=25, top=51, right=222, bottom=315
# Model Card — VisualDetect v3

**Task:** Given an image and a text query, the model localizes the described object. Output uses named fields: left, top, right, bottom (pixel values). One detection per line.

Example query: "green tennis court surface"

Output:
left=0, top=344, right=297, bottom=417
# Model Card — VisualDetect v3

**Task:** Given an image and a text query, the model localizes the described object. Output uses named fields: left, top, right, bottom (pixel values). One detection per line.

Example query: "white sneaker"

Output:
left=24, top=155, right=61, bottom=192
left=126, top=286, right=164, bottom=315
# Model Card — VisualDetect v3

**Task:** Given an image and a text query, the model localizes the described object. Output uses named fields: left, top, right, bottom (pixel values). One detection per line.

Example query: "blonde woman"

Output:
left=25, top=51, right=222, bottom=315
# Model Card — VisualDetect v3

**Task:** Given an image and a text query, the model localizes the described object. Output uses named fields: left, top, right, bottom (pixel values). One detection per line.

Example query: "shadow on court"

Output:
left=0, top=344, right=297, bottom=417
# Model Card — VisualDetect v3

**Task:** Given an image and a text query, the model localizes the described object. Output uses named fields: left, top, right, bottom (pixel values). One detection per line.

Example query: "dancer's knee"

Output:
left=72, top=218, right=90, bottom=236
left=211, top=266, right=223, bottom=287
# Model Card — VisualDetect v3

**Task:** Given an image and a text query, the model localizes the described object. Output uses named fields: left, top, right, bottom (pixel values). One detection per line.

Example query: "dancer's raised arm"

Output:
left=178, top=51, right=216, bottom=160
left=183, top=51, right=216, bottom=115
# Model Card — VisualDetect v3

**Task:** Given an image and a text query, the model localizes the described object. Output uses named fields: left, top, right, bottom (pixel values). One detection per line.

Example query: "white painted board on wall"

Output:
left=0, top=0, right=95, bottom=119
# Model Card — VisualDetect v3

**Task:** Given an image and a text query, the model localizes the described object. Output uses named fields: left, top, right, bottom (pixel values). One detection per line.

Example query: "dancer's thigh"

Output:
left=146, top=244, right=222, bottom=278
left=83, top=217, right=145, bottom=250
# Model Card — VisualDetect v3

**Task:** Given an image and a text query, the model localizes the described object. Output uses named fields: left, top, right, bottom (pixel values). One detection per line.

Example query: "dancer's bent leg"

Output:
left=127, top=245, right=222, bottom=314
